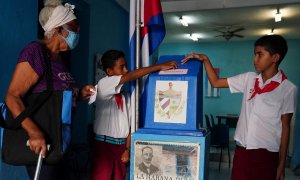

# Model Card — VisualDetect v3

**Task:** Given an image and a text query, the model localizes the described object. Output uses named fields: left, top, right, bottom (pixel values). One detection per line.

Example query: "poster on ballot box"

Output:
left=154, top=80, right=188, bottom=124
left=134, top=140, right=200, bottom=180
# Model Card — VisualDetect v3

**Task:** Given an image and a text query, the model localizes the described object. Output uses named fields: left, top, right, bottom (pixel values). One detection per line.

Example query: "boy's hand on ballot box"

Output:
left=181, top=52, right=209, bottom=64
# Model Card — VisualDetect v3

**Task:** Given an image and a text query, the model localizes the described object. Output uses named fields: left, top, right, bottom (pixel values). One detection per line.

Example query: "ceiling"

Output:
left=116, top=0, right=300, bottom=43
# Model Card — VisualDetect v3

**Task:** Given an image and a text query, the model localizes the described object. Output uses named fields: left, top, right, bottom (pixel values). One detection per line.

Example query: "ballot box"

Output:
left=138, top=55, right=204, bottom=136
left=130, top=55, right=209, bottom=180
left=130, top=132, right=210, bottom=180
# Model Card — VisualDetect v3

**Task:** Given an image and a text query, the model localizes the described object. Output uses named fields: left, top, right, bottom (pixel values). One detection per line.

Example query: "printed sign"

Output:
left=154, top=81, right=188, bottom=124
left=158, top=69, right=188, bottom=75
left=134, top=140, right=200, bottom=180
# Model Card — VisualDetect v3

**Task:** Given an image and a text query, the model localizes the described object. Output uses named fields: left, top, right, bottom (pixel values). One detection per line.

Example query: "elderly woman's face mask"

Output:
left=61, top=26, right=80, bottom=50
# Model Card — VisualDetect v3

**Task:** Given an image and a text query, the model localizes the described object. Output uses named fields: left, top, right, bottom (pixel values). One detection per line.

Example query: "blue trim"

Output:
left=0, top=102, right=7, bottom=149
left=61, top=91, right=72, bottom=124
left=136, top=128, right=205, bottom=136
left=61, top=91, right=72, bottom=153
left=62, top=125, right=71, bottom=152
left=95, top=134, right=126, bottom=145
left=0, top=102, right=6, bottom=118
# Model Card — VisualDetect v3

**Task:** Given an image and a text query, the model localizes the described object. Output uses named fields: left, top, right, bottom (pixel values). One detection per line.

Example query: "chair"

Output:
left=210, top=114, right=216, bottom=127
left=210, top=124, right=230, bottom=171
left=205, top=114, right=212, bottom=130
left=225, top=114, right=238, bottom=128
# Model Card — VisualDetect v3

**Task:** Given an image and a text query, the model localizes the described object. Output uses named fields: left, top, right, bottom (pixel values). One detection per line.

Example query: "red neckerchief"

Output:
left=115, top=90, right=124, bottom=111
left=249, top=71, right=287, bottom=100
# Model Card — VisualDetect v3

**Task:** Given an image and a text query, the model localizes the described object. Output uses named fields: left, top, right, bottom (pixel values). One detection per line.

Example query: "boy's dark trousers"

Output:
left=231, top=146, right=279, bottom=180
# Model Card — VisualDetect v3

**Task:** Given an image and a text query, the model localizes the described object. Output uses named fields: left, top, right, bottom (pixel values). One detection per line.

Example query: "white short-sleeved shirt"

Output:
left=93, top=75, right=131, bottom=138
left=228, top=70, right=297, bottom=152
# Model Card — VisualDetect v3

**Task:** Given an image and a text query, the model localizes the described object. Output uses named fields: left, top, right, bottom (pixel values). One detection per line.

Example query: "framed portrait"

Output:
left=133, top=140, right=200, bottom=180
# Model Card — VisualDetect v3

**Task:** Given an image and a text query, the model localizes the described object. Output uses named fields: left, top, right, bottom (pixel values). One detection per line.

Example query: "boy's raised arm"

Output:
left=119, top=61, right=178, bottom=84
left=182, top=52, right=229, bottom=88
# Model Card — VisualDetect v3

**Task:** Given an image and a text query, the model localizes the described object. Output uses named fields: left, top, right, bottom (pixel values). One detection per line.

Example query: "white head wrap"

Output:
left=42, top=3, right=77, bottom=33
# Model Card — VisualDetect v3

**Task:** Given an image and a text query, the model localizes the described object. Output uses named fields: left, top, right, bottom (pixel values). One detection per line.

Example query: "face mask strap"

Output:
left=59, top=26, right=80, bottom=50
left=62, top=26, right=76, bottom=35
left=62, top=25, right=79, bottom=34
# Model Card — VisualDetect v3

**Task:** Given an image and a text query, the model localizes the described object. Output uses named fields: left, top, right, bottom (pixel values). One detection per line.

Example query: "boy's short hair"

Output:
left=101, top=50, right=125, bottom=73
left=254, top=35, right=288, bottom=64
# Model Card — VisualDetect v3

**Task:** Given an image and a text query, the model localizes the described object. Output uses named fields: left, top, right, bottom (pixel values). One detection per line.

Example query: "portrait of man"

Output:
left=138, top=146, right=160, bottom=175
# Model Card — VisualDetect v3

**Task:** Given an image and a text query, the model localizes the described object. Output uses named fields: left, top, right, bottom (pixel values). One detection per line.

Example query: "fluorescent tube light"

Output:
left=179, top=16, right=188, bottom=27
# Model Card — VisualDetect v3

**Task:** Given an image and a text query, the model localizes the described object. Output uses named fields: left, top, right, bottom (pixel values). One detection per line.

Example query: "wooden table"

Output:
left=216, top=115, right=239, bottom=128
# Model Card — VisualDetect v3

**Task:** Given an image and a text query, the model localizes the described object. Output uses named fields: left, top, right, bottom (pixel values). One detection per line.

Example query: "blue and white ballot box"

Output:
left=138, top=55, right=204, bottom=136
left=130, top=55, right=209, bottom=180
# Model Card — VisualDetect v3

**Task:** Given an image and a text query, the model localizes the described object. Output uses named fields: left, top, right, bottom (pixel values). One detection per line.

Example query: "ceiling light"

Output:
left=189, top=34, right=198, bottom=41
left=267, top=28, right=275, bottom=35
left=179, top=16, right=188, bottom=27
left=275, top=8, right=282, bottom=22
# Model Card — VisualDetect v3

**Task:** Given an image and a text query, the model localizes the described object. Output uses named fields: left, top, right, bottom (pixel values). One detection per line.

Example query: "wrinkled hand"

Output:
left=27, top=129, right=47, bottom=158
left=159, top=61, right=179, bottom=70
left=121, top=150, right=130, bottom=163
left=181, top=52, right=209, bottom=64
left=80, top=85, right=96, bottom=100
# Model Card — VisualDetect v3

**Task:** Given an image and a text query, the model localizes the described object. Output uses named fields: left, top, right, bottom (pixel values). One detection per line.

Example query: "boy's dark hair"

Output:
left=101, top=50, right=125, bottom=73
left=254, top=35, right=288, bottom=65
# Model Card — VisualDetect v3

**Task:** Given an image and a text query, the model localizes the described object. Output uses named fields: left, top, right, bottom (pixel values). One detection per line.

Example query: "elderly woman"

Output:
left=4, top=0, right=94, bottom=179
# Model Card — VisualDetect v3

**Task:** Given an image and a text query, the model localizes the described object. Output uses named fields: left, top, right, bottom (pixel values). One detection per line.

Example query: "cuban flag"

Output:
left=129, top=0, right=166, bottom=131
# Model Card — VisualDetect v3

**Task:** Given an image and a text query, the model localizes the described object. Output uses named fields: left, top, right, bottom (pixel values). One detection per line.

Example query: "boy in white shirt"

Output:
left=90, top=49, right=178, bottom=180
left=182, top=35, right=297, bottom=180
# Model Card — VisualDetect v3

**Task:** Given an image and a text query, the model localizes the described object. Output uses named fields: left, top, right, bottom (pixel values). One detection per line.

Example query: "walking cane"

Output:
left=27, top=140, right=51, bottom=180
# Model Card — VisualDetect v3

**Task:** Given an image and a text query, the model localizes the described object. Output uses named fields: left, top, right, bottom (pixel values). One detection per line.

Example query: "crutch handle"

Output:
left=26, top=140, right=51, bottom=151
left=26, top=140, right=51, bottom=180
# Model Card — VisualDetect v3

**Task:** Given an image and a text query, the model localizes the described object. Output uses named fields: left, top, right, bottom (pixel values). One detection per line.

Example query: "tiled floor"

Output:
left=77, top=148, right=300, bottom=180
left=65, top=143, right=300, bottom=180
left=2, top=146, right=299, bottom=179
left=208, top=161, right=300, bottom=180
left=207, top=131, right=300, bottom=180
